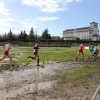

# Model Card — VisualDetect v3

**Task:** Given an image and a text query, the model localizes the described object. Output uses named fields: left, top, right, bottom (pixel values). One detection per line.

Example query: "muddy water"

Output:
left=0, top=61, right=81, bottom=99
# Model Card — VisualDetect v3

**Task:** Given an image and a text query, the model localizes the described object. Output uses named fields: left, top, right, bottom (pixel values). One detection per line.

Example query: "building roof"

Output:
left=92, top=34, right=99, bottom=37
left=63, top=26, right=90, bottom=32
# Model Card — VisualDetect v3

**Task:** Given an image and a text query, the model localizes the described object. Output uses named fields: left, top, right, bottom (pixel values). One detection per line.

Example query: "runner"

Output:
left=0, top=40, right=12, bottom=64
left=88, top=43, right=94, bottom=58
left=96, top=44, right=100, bottom=58
left=27, top=40, right=40, bottom=66
left=93, top=44, right=98, bottom=60
left=75, top=43, right=84, bottom=60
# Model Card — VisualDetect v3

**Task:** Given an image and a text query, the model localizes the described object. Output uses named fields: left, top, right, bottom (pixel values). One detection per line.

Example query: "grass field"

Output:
left=0, top=46, right=100, bottom=99
left=0, top=46, right=90, bottom=64
left=54, top=63, right=100, bottom=89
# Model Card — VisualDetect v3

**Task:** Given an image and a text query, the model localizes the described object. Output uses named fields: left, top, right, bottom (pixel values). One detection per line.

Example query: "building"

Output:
left=63, top=22, right=99, bottom=40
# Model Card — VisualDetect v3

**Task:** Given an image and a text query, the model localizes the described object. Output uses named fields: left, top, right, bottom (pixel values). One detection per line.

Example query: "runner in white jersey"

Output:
left=0, top=40, right=12, bottom=64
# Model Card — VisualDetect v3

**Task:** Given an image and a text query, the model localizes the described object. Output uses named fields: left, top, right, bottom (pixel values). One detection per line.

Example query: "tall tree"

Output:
left=2, top=33, right=6, bottom=40
left=35, top=29, right=37, bottom=39
left=23, top=30, right=28, bottom=39
left=18, top=31, right=24, bottom=40
left=41, top=29, right=51, bottom=39
left=0, top=34, right=2, bottom=39
left=7, top=29, right=13, bottom=40
left=29, top=27, right=34, bottom=39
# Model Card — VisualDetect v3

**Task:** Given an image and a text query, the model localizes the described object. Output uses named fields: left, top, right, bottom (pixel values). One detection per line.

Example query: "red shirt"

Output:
left=79, top=44, right=83, bottom=52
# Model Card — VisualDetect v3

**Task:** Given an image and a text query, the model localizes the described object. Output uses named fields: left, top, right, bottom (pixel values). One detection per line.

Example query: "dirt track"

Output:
left=0, top=59, right=100, bottom=100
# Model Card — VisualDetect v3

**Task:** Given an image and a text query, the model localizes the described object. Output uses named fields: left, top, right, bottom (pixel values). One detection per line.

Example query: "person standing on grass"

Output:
left=88, top=43, right=94, bottom=58
left=93, top=44, right=98, bottom=60
left=0, top=40, right=12, bottom=64
left=75, top=43, right=84, bottom=60
left=96, top=44, right=100, bottom=58
left=27, top=40, right=40, bottom=66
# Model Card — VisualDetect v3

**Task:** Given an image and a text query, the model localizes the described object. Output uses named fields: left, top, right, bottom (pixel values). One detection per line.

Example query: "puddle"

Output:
left=4, top=58, right=17, bottom=60
left=0, top=63, right=61, bottom=99
left=0, top=77, right=3, bottom=83
left=0, top=61, right=76, bottom=99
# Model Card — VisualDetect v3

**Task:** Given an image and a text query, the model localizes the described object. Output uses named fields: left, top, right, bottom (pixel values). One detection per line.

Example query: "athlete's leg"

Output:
left=97, top=51, right=99, bottom=58
left=76, top=52, right=80, bottom=60
left=82, top=52, right=84, bottom=59
left=76, top=52, right=79, bottom=57
left=89, top=52, right=92, bottom=57
left=34, top=55, right=36, bottom=59
left=7, top=55, right=12, bottom=64
left=37, top=54, right=40, bottom=66
left=0, top=55, right=6, bottom=61
left=27, top=56, right=35, bottom=59
left=88, top=51, right=91, bottom=58
left=91, top=52, right=93, bottom=58
left=94, top=54, right=97, bottom=60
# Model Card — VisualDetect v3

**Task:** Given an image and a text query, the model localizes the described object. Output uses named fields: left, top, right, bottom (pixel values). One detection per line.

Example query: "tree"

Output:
left=41, top=29, right=51, bottom=39
left=2, top=33, right=6, bottom=40
left=18, top=31, right=23, bottom=40
left=7, top=29, right=13, bottom=40
left=29, top=27, right=35, bottom=39
left=0, top=34, right=2, bottom=39
left=23, top=30, right=28, bottom=39
left=76, top=38, right=80, bottom=41
left=35, top=29, right=37, bottom=39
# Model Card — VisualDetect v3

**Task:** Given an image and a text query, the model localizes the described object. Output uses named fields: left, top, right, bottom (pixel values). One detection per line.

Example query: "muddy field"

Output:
left=0, top=59, right=100, bottom=100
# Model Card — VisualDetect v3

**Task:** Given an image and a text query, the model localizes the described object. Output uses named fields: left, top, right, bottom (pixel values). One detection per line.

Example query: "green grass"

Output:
left=5, top=46, right=89, bottom=63
left=0, top=46, right=91, bottom=71
left=54, top=63, right=100, bottom=90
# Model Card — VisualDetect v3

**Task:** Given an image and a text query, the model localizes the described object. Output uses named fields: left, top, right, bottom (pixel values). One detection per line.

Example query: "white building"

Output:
left=63, top=22, right=99, bottom=40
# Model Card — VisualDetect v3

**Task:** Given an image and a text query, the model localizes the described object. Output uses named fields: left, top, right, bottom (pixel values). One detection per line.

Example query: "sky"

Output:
left=0, top=0, right=100, bottom=37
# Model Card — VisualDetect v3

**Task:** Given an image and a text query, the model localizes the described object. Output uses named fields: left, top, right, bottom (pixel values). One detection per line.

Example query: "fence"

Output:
left=91, top=84, right=100, bottom=100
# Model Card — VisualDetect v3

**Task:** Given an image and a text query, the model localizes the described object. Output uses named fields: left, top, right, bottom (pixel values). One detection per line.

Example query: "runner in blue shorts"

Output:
left=88, top=43, right=94, bottom=58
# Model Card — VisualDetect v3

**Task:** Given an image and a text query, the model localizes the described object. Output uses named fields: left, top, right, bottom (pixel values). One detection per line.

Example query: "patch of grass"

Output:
left=5, top=46, right=89, bottom=63
left=0, top=46, right=91, bottom=70
left=0, top=64, right=11, bottom=71
left=18, top=47, right=88, bottom=61
left=54, top=63, right=100, bottom=90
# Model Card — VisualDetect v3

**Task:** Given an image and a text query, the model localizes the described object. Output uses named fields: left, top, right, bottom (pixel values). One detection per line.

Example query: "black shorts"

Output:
left=94, top=52, right=97, bottom=54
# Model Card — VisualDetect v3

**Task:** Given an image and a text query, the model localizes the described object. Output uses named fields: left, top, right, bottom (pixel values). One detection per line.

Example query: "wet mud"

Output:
left=0, top=59, right=100, bottom=100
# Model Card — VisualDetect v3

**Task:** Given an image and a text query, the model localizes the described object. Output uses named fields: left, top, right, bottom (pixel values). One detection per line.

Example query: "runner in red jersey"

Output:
left=27, top=40, right=40, bottom=66
left=75, top=43, right=84, bottom=60
left=0, top=40, right=12, bottom=64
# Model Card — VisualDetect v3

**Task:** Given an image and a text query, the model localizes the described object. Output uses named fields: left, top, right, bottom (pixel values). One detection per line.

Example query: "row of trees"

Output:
left=0, top=27, right=60, bottom=40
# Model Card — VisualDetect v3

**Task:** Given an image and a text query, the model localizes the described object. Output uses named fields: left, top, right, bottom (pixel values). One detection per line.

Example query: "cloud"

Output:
left=19, top=17, right=59, bottom=31
left=35, top=17, right=59, bottom=21
left=24, top=17, right=59, bottom=23
left=0, top=29, right=10, bottom=34
left=20, top=21, right=37, bottom=29
left=0, top=2, right=11, bottom=16
left=75, top=0, right=82, bottom=2
left=7, top=18, right=15, bottom=21
left=0, top=19, right=13, bottom=27
left=0, top=28, right=21, bottom=35
left=22, top=0, right=79, bottom=13
left=39, top=17, right=59, bottom=21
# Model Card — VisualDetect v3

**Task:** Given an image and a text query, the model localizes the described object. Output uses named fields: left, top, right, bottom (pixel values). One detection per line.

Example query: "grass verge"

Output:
left=53, top=62, right=100, bottom=90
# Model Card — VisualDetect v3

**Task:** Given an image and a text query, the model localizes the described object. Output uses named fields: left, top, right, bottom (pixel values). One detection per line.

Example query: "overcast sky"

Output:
left=0, top=0, right=99, bottom=37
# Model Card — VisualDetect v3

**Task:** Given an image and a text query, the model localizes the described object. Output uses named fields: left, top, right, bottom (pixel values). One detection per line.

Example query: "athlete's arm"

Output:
left=8, top=44, right=11, bottom=50
left=3, top=44, right=5, bottom=48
